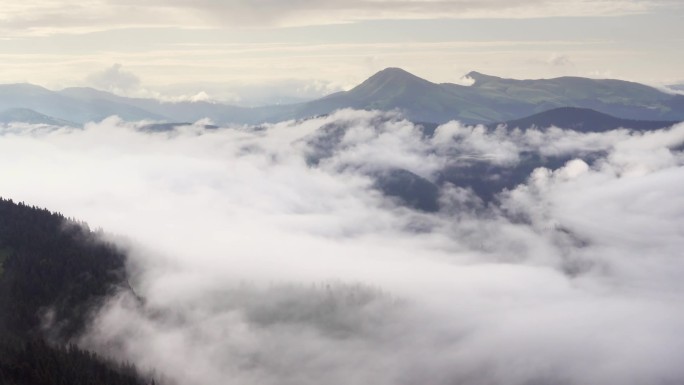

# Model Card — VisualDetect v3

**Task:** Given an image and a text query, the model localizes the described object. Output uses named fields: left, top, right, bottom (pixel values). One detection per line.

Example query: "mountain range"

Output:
left=0, top=68, right=683, bottom=127
left=489, top=107, right=679, bottom=132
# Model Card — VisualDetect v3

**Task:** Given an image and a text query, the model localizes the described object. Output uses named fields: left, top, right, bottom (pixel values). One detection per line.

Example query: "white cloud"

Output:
left=86, top=63, right=141, bottom=94
left=0, top=112, right=683, bottom=384
left=547, top=53, right=574, bottom=67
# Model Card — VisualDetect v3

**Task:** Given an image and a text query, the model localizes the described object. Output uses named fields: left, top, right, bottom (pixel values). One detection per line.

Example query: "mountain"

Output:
left=0, top=198, right=150, bottom=385
left=284, top=68, right=498, bottom=124
left=286, top=69, right=684, bottom=124
left=491, top=107, right=680, bottom=132
left=260, top=69, right=684, bottom=124
left=0, top=84, right=167, bottom=124
left=2, top=69, right=684, bottom=126
left=0, top=199, right=130, bottom=340
left=60, top=87, right=288, bottom=125
left=0, top=108, right=76, bottom=126
left=455, top=72, right=684, bottom=123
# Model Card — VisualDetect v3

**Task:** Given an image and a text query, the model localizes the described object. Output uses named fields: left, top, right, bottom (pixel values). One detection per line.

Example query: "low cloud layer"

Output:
left=1, top=110, right=683, bottom=385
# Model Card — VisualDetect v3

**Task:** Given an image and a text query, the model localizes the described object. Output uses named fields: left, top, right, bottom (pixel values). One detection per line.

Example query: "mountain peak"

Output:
left=363, top=67, right=432, bottom=84
left=464, top=71, right=501, bottom=85
left=350, top=67, right=435, bottom=96
left=374, top=67, right=415, bottom=76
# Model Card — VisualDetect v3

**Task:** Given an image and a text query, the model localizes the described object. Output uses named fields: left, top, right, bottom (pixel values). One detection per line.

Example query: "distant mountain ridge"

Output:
left=491, top=107, right=679, bottom=132
left=0, top=84, right=167, bottom=124
left=0, top=108, right=76, bottom=126
left=1, top=68, right=683, bottom=126
left=294, top=68, right=501, bottom=124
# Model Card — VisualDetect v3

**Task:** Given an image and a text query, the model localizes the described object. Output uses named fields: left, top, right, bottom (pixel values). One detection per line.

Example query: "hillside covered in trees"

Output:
left=0, top=198, right=151, bottom=385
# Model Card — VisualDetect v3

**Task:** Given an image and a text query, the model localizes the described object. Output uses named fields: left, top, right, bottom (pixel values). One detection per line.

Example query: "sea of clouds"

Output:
left=1, top=109, right=683, bottom=385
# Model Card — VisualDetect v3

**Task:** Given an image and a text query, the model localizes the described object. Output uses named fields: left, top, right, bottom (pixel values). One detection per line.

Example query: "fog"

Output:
left=1, top=110, right=683, bottom=384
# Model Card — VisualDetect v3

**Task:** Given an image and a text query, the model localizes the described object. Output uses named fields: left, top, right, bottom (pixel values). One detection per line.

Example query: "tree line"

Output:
left=0, top=198, right=153, bottom=385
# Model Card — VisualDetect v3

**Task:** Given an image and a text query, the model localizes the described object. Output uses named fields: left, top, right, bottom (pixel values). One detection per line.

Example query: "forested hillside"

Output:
left=0, top=198, right=151, bottom=385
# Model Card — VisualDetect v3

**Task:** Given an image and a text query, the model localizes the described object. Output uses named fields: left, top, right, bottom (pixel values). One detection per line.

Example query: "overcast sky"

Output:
left=0, top=0, right=682, bottom=103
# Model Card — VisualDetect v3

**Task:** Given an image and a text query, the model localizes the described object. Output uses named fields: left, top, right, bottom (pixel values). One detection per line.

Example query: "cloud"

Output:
left=1, top=111, right=684, bottom=384
left=80, top=64, right=343, bottom=105
left=666, top=84, right=684, bottom=95
left=547, top=53, right=574, bottom=67
left=0, top=0, right=666, bottom=35
left=86, top=63, right=141, bottom=94
left=84, top=64, right=229, bottom=102
left=452, top=74, right=476, bottom=86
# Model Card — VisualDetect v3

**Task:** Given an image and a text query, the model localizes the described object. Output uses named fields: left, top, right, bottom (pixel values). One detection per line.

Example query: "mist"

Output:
left=1, top=110, right=683, bottom=385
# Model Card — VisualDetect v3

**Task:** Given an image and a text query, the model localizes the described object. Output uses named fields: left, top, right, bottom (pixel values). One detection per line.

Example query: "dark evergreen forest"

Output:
left=0, top=198, right=152, bottom=385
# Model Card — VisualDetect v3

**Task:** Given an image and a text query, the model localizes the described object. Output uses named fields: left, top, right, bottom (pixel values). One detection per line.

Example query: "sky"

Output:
left=0, top=0, right=682, bottom=104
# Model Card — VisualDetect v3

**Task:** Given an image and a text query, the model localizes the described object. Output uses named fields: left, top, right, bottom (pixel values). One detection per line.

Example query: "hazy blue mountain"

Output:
left=490, top=107, right=680, bottom=132
left=0, top=84, right=167, bottom=124
left=668, top=84, right=684, bottom=92
left=60, top=87, right=291, bottom=125
left=289, top=68, right=498, bottom=124
left=292, top=69, right=684, bottom=124
left=454, top=72, right=684, bottom=122
left=0, top=108, right=76, bottom=126
left=136, top=100, right=291, bottom=125
left=3, top=69, right=684, bottom=125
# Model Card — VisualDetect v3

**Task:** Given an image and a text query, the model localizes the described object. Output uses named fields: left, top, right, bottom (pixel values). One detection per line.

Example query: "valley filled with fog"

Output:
left=1, top=110, right=683, bottom=385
